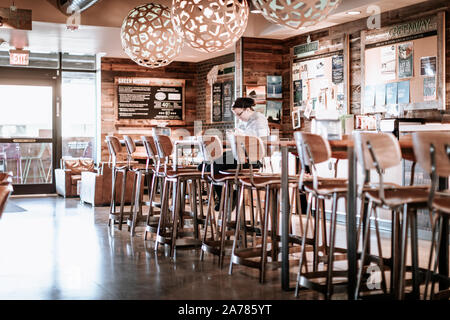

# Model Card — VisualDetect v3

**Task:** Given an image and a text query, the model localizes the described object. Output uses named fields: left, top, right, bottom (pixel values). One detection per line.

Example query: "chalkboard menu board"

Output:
left=115, top=77, right=185, bottom=121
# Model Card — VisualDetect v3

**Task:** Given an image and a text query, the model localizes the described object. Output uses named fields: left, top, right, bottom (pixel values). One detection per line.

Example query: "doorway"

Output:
left=0, top=68, right=58, bottom=194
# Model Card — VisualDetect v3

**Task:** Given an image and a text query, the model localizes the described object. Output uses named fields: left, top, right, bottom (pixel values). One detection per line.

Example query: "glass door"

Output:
left=0, top=75, right=57, bottom=194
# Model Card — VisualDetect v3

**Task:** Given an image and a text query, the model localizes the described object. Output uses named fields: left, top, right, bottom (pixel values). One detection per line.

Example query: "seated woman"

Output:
left=200, top=97, right=270, bottom=210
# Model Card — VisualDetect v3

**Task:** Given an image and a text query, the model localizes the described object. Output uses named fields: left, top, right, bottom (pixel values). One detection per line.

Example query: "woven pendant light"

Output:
left=252, top=0, right=341, bottom=29
left=121, top=3, right=184, bottom=68
left=171, top=0, right=249, bottom=53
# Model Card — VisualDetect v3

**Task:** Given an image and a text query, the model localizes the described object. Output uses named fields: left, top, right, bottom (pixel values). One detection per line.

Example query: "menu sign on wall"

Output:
left=116, top=77, right=184, bottom=121
left=222, top=80, right=234, bottom=122
left=212, top=83, right=222, bottom=122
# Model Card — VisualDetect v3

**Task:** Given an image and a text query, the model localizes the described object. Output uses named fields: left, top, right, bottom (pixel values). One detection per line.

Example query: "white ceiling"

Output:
left=0, top=0, right=430, bottom=62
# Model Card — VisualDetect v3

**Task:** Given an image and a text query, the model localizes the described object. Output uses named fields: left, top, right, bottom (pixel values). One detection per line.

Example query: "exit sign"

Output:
left=9, top=49, right=29, bottom=65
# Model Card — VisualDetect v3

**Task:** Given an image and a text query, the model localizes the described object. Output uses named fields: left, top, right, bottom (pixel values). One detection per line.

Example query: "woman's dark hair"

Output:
left=232, top=97, right=255, bottom=110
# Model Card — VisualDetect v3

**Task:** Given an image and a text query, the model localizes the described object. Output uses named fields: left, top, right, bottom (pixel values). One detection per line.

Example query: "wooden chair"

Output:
left=293, top=132, right=348, bottom=299
left=0, top=172, right=13, bottom=220
left=353, top=132, right=430, bottom=300
left=412, top=131, right=450, bottom=300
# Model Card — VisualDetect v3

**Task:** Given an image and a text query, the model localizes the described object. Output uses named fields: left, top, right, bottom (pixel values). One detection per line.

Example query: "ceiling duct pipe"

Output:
left=57, top=0, right=100, bottom=15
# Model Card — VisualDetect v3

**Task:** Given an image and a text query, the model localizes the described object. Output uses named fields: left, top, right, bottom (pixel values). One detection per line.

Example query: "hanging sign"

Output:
left=294, top=41, right=319, bottom=58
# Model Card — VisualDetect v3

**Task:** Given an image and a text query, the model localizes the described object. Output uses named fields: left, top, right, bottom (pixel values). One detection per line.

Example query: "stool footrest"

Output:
left=298, top=271, right=348, bottom=295
left=201, top=240, right=234, bottom=256
left=157, top=236, right=202, bottom=247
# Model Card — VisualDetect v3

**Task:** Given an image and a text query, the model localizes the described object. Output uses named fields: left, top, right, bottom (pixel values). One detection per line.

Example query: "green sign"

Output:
left=294, top=41, right=319, bottom=58
left=388, top=18, right=435, bottom=39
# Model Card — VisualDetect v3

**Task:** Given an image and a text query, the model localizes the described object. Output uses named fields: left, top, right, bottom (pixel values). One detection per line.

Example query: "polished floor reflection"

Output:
left=0, top=197, right=314, bottom=300
left=0, top=196, right=440, bottom=300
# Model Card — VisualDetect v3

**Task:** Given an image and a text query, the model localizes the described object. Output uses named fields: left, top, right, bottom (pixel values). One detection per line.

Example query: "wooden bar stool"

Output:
left=353, top=132, right=430, bottom=300
left=228, top=133, right=299, bottom=283
left=142, top=135, right=163, bottom=240
left=412, top=132, right=450, bottom=300
left=153, top=134, right=204, bottom=257
left=123, top=135, right=150, bottom=236
left=106, top=135, right=135, bottom=230
left=293, top=132, right=348, bottom=299
left=197, top=135, right=244, bottom=268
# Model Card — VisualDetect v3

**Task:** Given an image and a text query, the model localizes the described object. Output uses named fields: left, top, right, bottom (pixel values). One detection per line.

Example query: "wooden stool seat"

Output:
left=303, top=180, right=348, bottom=195
left=165, top=170, right=204, bottom=178
left=239, top=176, right=298, bottom=187
left=365, top=187, right=429, bottom=207
left=432, top=196, right=450, bottom=214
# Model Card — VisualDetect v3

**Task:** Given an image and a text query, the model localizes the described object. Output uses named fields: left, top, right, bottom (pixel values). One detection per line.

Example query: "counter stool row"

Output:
left=104, top=131, right=449, bottom=300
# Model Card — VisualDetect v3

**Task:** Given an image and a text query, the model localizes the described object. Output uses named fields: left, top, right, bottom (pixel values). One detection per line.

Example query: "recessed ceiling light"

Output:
left=347, top=11, right=361, bottom=15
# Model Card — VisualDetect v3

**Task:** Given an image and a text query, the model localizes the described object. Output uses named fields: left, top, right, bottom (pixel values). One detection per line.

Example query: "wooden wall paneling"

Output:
left=100, top=57, right=197, bottom=161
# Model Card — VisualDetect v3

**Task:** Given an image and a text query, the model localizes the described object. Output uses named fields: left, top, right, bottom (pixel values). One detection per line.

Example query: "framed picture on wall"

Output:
left=267, top=75, right=282, bottom=98
left=266, top=100, right=282, bottom=124
left=246, top=85, right=266, bottom=104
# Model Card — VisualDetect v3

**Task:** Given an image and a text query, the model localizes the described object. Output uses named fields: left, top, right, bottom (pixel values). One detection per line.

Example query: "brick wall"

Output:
left=195, top=53, right=235, bottom=135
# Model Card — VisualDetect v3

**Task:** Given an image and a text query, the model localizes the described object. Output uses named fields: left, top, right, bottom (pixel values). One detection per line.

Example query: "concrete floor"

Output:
left=0, top=196, right=444, bottom=300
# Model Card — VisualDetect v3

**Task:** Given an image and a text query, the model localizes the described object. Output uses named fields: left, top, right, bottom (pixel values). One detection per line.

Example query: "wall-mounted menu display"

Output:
left=115, top=77, right=185, bottom=121
left=361, top=12, right=445, bottom=115
left=212, top=83, right=223, bottom=122
left=291, top=34, right=349, bottom=118
left=222, top=80, right=234, bottom=122
left=211, top=79, right=234, bottom=123
left=208, top=61, right=235, bottom=123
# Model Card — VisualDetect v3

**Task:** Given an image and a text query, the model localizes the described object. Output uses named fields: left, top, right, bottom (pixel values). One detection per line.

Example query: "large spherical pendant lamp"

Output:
left=252, top=0, right=341, bottom=29
left=171, top=0, right=249, bottom=53
left=120, top=3, right=184, bottom=68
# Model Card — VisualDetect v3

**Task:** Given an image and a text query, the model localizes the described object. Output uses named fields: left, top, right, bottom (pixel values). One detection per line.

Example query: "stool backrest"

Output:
left=197, top=135, right=223, bottom=179
left=141, top=135, right=158, bottom=169
left=412, top=132, right=450, bottom=177
left=123, top=135, right=136, bottom=166
left=106, top=136, right=122, bottom=166
left=153, top=135, right=173, bottom=171
left=227, top=132, right=265, bottom=186
left=123, top=135, right=136, bottom=155
left=294, top=131, right=331, bottom=191
left=412, top=132, right=450, bottom=207
left=0, top=172, right=13, bottom=220
left=353, top=131, right=402, bottom=171
left=353, top=131, right=402, bottom=204
left=227, top=133, right=265, bottom=165
left=198, top=135, right=223, bottom=163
